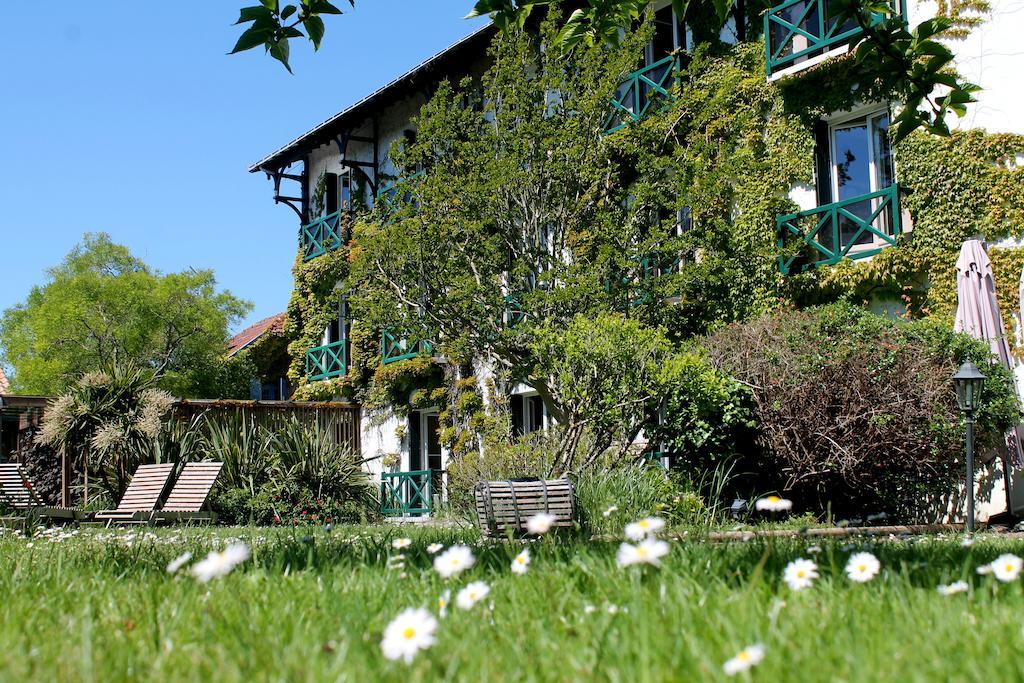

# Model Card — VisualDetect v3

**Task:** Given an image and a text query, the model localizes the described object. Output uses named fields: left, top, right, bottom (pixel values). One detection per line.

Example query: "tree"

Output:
left=0, top=233, right=251, bottom=397
left=232, top=0, right=978, bottom=140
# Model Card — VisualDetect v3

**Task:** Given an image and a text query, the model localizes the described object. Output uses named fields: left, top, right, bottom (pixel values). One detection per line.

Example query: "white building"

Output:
left=250, top=1, right=1022, bottom=517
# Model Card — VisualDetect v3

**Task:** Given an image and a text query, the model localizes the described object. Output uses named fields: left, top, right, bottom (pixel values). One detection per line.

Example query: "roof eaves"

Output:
left=248, top=23, right=495, bottom=173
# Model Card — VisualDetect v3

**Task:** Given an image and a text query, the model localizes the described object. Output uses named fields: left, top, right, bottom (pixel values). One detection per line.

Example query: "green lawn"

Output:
left=2, top=524, right=1023, bottom=682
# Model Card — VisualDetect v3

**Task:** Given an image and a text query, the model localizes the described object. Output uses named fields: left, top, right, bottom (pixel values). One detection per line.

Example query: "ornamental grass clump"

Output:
left=38, top=365, right=175, bottom=503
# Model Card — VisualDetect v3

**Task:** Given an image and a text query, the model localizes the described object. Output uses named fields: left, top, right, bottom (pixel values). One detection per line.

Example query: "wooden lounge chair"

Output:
left=474, top=477, right=577, bottom=537
left=93, top=463, right=175, bottom=525
left=0, top=463, right=81, bottom=522
left=152, top=462, right=223, bottom=524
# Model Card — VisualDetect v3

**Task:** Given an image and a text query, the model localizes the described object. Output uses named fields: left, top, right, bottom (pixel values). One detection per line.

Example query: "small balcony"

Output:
left=502, top=295, right=527, bottom=327
left=381, top=328, right=434, bottom=365
left=605, top=55, right=683, bottom=135
left=764, top=0, right=905, bottom=79
left=380, top=470, right=433, bottom=516
left=376, top=170, right=424, bottom=219
left=776, top=184, right=901, bottom=275
left=300, top=210, right=349, bottom=262
left=305, top=340, right=348, bottom=381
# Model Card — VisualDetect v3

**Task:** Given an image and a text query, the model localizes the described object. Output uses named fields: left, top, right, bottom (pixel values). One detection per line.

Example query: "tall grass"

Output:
left=2, top=527, right=1024, bottom=682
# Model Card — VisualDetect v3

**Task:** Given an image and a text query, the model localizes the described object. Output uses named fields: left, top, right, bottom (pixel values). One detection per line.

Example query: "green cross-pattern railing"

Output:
left=380, top=470, right=433, bottom=516
left=605, top=55, right=682, bottom=135
left=376, top=170, right=425, bottom=218
left=503, top=295, right=527, bottom=327
left=764, top=0, right=905, bottom=77
left=381, top=328, right=434, bottom=365
left=776, top=184, right=901, bottom=275
left=300, top=210, right=348, bottom=261
left=305, top=340, right=348, bottom=381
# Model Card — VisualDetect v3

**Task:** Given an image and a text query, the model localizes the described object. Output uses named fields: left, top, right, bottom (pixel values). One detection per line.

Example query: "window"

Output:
left=815, top=110, right=895, bottom=251
left=510, top=393, right=547, bottom=436
left=526, top=395, right=545, bottom=433
left=324, top=296, right=348, bottom=346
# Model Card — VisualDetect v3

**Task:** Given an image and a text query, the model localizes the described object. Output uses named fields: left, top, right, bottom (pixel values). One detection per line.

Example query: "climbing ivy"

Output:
left=282, top=11, right=1023, bottom=447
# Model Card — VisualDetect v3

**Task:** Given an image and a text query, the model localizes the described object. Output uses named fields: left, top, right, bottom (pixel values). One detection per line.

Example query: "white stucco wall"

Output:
left=910, top=0, right=1024, bottom=135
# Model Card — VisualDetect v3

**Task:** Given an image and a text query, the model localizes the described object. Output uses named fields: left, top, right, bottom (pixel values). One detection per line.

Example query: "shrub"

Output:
left=201, top=413, right=378, bottom=525
left=703, top=302, right=1022, bottom=521
left=649, top=353, right=757, bottom=471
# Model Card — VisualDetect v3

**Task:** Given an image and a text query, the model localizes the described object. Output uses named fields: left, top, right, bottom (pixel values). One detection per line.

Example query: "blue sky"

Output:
left=0, top=1, right=488, bottom=334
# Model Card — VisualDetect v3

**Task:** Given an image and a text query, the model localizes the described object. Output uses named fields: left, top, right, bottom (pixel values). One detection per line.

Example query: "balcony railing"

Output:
left=776, top=184, right=901, bottom=275
left=605, top=55, right=682, bottom=135
left=764, top=0, right=905, bottom=78
left=305, top=340, right=348, bottom=381
left=300, top=210, right=349, bottom=262
left=503, top=295, right=527, bottom=327
left=381, top=328, right=434, bottom=365
left=381, top=470, right=433, bottom=516
left=376, top=171, right=424, bottom=218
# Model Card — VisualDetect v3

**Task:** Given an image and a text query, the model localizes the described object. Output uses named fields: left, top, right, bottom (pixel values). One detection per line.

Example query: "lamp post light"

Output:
left=953, top=361, right=987, bottom=533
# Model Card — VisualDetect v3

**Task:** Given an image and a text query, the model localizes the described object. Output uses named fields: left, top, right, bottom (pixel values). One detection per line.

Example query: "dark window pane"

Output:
left=652, top=5, right=676, bottom=61
left=426, top=414, right=441, bottom=456
left=325, top=173, right=339, bottom=215
left=833, top=123, right=871, bottom=200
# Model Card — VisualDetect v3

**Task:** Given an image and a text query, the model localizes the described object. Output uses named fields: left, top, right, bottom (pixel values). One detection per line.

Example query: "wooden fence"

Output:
left=172, top=399, right=361, bottom=454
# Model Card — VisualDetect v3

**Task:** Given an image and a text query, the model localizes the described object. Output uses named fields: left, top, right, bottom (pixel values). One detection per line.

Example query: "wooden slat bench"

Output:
left=474, top=478, right=577, bottom=537
left=93, top=463, right=175, bottom=525
left=0, top=463, right=82, bottom=522
left=152, top=462, right=223, bottom=523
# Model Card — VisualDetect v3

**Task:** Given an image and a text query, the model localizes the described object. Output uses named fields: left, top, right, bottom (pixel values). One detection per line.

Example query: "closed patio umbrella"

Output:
left=954, top=239, right=1023, bottom=516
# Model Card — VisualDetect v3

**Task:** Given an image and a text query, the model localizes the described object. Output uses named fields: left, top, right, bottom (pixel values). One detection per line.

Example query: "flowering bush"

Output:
left=704, top=302, right=1022, bottom=521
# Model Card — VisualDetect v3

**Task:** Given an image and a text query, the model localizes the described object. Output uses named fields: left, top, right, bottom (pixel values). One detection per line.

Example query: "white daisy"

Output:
left=380, top=608, right=438, bottom=663
left=755, top=496, right=793, bottom=512
left=190, top=543, right=250, bottom=583
left=990, top=554, right=1023, bottom=582
left=602, top=505, right=619, bottom=518
left=433, top=545, right=475, bottom=579
left=723, top=644, right=765, bottom=676
left=437, top=590, right=450, bottom=617
left=937, top=580, right=969, bottom=596
left=617, top=537, right=670, bottom=567
left=624, top=517, right=666, bottom=541
left=426, top=543, right=444, bottom=555
left=845, top=552, right=881, bottom=583
left=977, top=562, right=994, bottom=575
left=392, top=538, right=412, bottom=550
left=783, top=558, right=818, bottom=591
left=456, top=581, right=490, bottom=610
left=166, top=552, right=192, bottom=574
left=511, top=549, right=531, bottom=575
left=526, top=513, right=557, bottom=535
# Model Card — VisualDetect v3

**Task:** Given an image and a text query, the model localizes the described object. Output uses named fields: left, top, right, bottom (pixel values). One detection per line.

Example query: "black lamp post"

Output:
left=953, top=361, right=987, bottom=532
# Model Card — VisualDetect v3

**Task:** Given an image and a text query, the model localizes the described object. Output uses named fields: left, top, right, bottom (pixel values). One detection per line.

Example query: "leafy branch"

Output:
left=230, top=0, right=352, bottom=73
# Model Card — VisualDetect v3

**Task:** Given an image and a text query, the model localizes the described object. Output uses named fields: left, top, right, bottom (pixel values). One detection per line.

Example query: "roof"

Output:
left=228, top=313, right=287, bottom=357
left=249, top=23, right=496, bottom=173
left=0, top=368, right=8, bottom=394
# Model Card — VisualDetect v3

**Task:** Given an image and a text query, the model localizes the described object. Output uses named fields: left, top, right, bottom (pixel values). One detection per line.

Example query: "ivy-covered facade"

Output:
left=251, top=1, right=1024, bottom=516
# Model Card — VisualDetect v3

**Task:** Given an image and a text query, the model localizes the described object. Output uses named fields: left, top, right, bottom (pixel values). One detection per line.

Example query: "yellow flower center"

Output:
left=639, top=520, right=650, bottom=528
left=637, top=547, right=648, bottom=558
left=857, top=565, right=866, bottom=572
left=796, top=570, right=805, bottom=578
left=402, top=627, right=417, bottom=640
left=517, top=556, right=526, bottom=564
left=767, top=496, right=780, bottom=503
left=737, top=651, right=751, bottom=662
left=1006, top=563, right=1015, bottom=572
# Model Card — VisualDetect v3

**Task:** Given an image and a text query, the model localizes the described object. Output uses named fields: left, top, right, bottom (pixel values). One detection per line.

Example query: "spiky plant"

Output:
left=37, top=364, right=175, bottom=502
